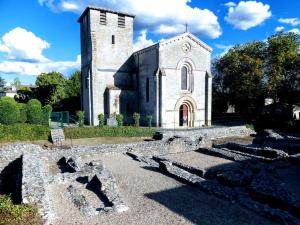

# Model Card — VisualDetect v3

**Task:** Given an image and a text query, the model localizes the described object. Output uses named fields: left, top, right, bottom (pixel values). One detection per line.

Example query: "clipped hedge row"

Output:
left=64, top=126, right=155, bottom=139
left=0, top=124, right=50, bottom=143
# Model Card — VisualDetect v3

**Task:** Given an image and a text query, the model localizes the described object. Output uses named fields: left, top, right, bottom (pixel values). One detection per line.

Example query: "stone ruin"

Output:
left=0, top=126, right=300, bottom=224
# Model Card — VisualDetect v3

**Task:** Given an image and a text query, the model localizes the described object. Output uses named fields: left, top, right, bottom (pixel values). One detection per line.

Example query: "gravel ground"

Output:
left=49, top=153, right=275, bottom=225
left=163, top=151, right=238, bottom=171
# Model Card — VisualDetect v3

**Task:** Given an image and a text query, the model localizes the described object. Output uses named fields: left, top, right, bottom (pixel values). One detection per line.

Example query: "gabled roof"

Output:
left=78, top=6, right=135, bottom=22
left=133, top=32, right=212, bottom=55
left=159, top=32, right=212, bottom=52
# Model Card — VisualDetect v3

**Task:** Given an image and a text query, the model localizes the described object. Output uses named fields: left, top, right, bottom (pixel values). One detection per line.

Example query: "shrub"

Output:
left=146, top=115, right=152, bottom=128
left=18, top=103, right=27, bottom=123
left=98, top=113, right=105, bottom=127
left=0, top=124, right=50, bottom=143
left=133, top=112, right=140, bottom=127
left=42, top=105, right=52, bottom=126
left=77, top=111, right=85, bottom=127
left=116, top=114, right=124, bottom=126
left=26, top=99, right=43, bottom=124
left=0, top=195, right=40, bottom=225
left=64, top=126, right=155, bottom=139
left=246, top=124, right=255, bottom=131
left=0, top=97, right=20, bottom=125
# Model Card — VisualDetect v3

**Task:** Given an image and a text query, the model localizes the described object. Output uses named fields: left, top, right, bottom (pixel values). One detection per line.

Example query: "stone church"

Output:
left=79, top=6, right=212, bottom=128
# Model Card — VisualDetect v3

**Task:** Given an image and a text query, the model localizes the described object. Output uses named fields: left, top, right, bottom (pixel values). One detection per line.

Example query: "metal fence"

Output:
left=50, top=111, right=70, bottom=128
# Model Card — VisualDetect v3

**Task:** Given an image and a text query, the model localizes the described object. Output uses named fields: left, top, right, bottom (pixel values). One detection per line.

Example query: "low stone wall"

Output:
left=161, top=125, right=255, bottom=141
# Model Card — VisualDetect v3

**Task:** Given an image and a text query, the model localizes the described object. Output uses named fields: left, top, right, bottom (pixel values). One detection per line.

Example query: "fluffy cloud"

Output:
left=225, top=1, right=271, bottom=30
left=275, top=26, right=285, bottom=32
left=0, top=27, right=80, bottom=76
left=0, top=27, right=50, bottom=62
left=289, top=28, right=300, bottom=35
left=0, top=55, right=81, bottom=76
left=215, top=44, right=233, bottom=57
left=224, top=2, right=237, bottom=7
left=278, top=18, right=300, bottom=26
left=38, top=0, right=222, bottom=39
left=61, top=1, right=79, bottom=11
left=133, top=30, right=155, bottom=52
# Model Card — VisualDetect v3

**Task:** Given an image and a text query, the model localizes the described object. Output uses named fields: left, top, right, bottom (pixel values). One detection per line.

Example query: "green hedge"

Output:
left=0, top=124, right=50, bottom=143
left=64, top=126, right=155, bottom=139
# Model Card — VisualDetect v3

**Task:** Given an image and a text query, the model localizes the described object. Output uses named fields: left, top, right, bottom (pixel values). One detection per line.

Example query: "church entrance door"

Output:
left=179, top=104, right=189, bottom=127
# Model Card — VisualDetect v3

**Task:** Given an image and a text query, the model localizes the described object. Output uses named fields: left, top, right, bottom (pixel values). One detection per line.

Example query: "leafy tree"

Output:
left=14, top=86, right=33, bottom=103
left=65, top=71, right=80, bottom=98
left=265, top=32, right=300, bottom=103
left=213, top=41, right=265, bottom=116
left=35, top=72, right=66, bottom=105
left=59, top=71, right=81, bottom=113
left=0, top=97, right=20, bottom=124
left=12, top=77, right=21, bottom=90
left=0, top=76, right=6, bottom=92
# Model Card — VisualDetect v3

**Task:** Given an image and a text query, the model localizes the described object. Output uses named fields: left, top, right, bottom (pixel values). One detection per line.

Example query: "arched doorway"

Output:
left=174, top=96, right=197, bottom=128
left=179, top=104, right=189, bottom=126
left=179, top=103, right=194, bottom=127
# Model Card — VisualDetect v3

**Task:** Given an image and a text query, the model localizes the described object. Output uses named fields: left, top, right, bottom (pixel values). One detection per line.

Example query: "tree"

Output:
left=265, top=32, right=300, bottom=104
left=65, top=71, right=80, bottom=98
left=59, top=71, right=81, bottom=113
left=213, top=41, right=265, bottom=116
left=14, top=86, right=33, bottom=103
left=12, top=77, right=21, bottom=90
left=0, top=76, right=6, bottom=92
left=35, top=72, right=66, bottom=105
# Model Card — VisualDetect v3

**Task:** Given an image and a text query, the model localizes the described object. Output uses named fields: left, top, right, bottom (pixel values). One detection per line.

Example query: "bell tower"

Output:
left=79, top=6, right=135, bottom=125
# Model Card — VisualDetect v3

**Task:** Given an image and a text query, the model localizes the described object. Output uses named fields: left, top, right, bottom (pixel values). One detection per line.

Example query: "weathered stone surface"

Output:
left=216, top=142, right=289, bottom=159
left=216, top=169, right=253, bottom=187
left=66, top=185, right=94, bottom=216
left=50, top=129, right=65, bottom=144
left=156, top=158, right=300, bottom=225
left=106, top=118, right=118, bottom=127
left=249, top=171, right=300, bottom=217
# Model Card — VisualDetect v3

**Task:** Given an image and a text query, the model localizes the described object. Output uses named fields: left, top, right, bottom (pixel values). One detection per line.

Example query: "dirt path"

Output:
left=50, top=153, right=274, bottom=225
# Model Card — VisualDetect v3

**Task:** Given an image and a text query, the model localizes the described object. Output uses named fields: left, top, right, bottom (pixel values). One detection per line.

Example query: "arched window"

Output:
left=181, top=66, right=188, bottom=90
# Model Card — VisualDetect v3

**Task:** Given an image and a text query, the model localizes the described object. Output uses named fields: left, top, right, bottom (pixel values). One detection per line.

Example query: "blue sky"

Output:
left=0, top=0, right=299, bottom=85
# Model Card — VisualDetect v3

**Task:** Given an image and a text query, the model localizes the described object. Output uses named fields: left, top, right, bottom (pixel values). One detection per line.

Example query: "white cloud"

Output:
left=275, top=26, right=284, bottom=32
left=225, top=2, right=237, bottom=7
left=215, top=44, right=233, bottom=56
left=155, top=24, right=186, bottom=34
left=133, top=30, right=155, bottom=52
left=0, top=55, right=81, bottom=76
left=60, top=1, right=79, bottom=11
left=289, top=28, right=300, bottom=35
left=0, top=27, right=80, bottom=76
left=225, top=1, right=271, bottom=30
left=0, top=27, right=50, bottom=62
left=278, top=18, right=300, bottom=26
left=38, top=0, right=222, bottom=39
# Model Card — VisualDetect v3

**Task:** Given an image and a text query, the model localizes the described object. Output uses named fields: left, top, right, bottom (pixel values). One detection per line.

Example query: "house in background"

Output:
left=0, top=86, right=17, bottom=98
